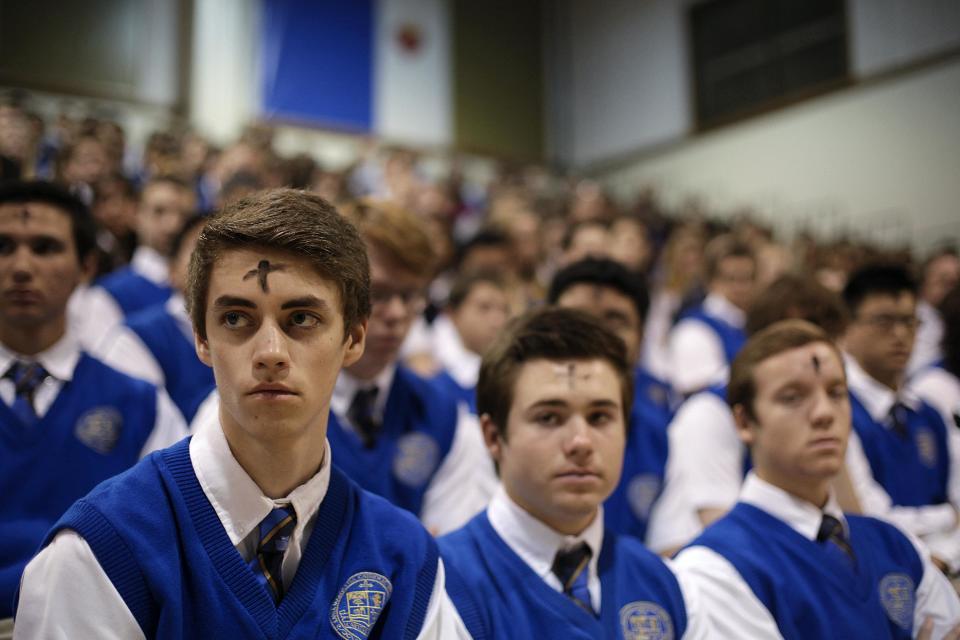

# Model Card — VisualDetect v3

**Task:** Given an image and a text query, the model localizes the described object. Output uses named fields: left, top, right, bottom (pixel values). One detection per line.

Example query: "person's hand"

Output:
left=918, top=617, right=960, bottom=640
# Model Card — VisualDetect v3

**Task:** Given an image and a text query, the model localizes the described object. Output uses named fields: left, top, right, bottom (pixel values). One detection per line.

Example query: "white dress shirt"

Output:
left=431, top=314, right=481, bottom=391
left=910, top=365, right=960, bottom=437
left=674, top=473, right=960, bottom=639
left=843, top=356, right=960, bottom=568
left=908, top=301, right=945, bottom=378
left=0, top=331, right=186, bottom=458
left=487, top=486, right=709, bottom=637
left=14, top=416, right=472, bottom=639
left=646, top=390, right=742, bottom=553
left=332, top=366, right=497, bottom=536
left=668, top=293, right=745, bottom=395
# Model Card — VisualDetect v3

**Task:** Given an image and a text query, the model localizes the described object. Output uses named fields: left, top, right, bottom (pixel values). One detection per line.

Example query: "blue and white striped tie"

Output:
left=249, top=505, right=297, bottom=604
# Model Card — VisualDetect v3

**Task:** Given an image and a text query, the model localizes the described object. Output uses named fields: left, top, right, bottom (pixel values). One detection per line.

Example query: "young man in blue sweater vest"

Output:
left=15, top=189, right=471, bottom=639
left=0, top=181, right=186, bottom=629
left=439, top=307, right=708, bottom=639
left=674, top=319, right=960, bottom=639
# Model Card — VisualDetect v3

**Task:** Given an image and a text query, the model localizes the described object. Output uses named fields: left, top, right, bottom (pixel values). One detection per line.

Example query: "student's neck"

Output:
left=758, top=470, right=830, bottom=509
left=221, top=417, right=327, bottom=499
left=0, top=321, right=66, bottom=357
left=858, top=359, right=901, bottom=392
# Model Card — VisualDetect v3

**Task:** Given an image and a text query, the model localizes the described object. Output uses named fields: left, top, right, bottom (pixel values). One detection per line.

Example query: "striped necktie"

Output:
left=817, top=513, right=857, bottom=571
left=249, top=505, right=297, bottom=604
left=552, top=542, right=596, bottom=616
left=348, top=386, right=381, bottom=447
left=3, top=361, right=49, bottom=427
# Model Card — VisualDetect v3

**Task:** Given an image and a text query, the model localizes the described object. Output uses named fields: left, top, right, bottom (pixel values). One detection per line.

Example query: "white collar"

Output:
left=703, top=292, right=746, bottom=328
left=188, top=413, right=332, bottom=547
left=844, top=353, right=920, bottom=421
left=432, top=314, right=481, bottom=389
left=487, top=485, right=604, bottom=583
left=332, top=362, right=396, bottom=420
left=740, top=472, right=847, bottom=541
left=131, top=246, right=170, bottom=286
left=0, top=329, right=82, bottom=381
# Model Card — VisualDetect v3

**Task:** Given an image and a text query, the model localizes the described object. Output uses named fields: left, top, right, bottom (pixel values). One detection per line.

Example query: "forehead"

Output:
left=0, top=202, right=73, bottom=236
left=858, top=291, right=915, bottom=312
left=558, top=283, right=636, bottom=316
left=512, top=358, right=622, bottom=405
left=206, top=247, right=341, bottom=305
left=753, top=342, right=844, bottom=392
left=464, top=281, right=505, bottom=302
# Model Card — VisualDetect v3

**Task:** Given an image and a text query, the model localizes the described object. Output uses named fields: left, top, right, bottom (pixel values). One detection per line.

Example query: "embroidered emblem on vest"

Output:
left=627, top=474, right=662, bottom=520
left=74, top=407, right=122, bottom=454
left=619, top=601, right=674, bottom=640
left=393, top=432, right=439, bottom=487
left=879, top=573, right=915, bottom=631
left=914, top=427, right=938, bottom=468
left=330, top=572, right=393, bottom=639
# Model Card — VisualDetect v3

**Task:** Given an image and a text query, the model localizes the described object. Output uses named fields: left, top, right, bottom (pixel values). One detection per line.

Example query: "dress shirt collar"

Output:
left=332, top=362, right=396, bottom=420
left=433, top=314, right=481, bottom=389
left=739, top=471, right=847, bottom=540
left=487, top=485, right=604, bottom=585
left=188, top=412, right=332, bottom=547
left=844, top=353, right=920, bottom=422
left=131, top=245, right=170, bottom=286
left=703, top=292, right=746, bottom=328
left=0, top=329, right=81, bottom=382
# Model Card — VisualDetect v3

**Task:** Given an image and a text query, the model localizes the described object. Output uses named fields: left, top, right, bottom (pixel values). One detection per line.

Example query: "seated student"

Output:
left=674, top=320, right=960, bottom=639
left=439, top=307, right=707, bottom=639
left=908, top=249, right=959, bottom=377
left=667, top=234, right=756, bottom=396
left=328, top=200, right=496, bottom=535
left=15, top=189, right=470, bottom=639
left=430, top=270, right=510, bottom=412
left=910, top=283, right=960, bottom=433
left=841, top=264, right=960, bottom=572
left=647, top=275, right=849, bottom=554
left=100, top=216, right=216, bottom=422
left=70, top=175, right=196, bottom=352
left=547, top=257, right=675, bottom=543
left=0, top=181, right=186, bottom=623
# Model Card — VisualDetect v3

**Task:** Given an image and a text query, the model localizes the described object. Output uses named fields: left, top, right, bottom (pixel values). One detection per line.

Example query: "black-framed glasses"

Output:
left=856, top=314, right=920, bottom=332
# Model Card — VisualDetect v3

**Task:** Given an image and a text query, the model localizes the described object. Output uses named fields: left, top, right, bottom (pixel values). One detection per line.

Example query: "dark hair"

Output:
left=547, top=257, right=650, bottom=323
left=455, top=227, right=510, bottom=268
left=705, top=234, right=755, bottom=282
left=746, top=274, right=848, bottom=340
left=447, top=270, right=505, bottom=310
left=0, top=179, right=97, bottom=262
left=186, top=189, right=370, bottom=340
left=169, top=214, right=207, bottom=260
left=477, top=306, right=634, bottom=439
left=940, top=283, right=960, bottom=378
left=728, top=319, right=843, bottom=420
left=842, top=262, right=917, bottom=315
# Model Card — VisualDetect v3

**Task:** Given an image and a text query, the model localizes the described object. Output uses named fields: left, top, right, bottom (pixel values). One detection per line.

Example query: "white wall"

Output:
left=601, top=58, right=960, bottom=252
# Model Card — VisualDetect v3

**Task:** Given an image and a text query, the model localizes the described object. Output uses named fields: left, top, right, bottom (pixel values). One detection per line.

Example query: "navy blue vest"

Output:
left=691, top=503, right=924, bottom=639
left=327, top=367, right=459, bottom=517
left=126, top=303, right=215, bottom=422
left=605, top=368, right=674, bottom=541
left=849, top=392, right=950, bottom=507
left=439, top=511, right=688, bottom=640
left=97, top=266, right=172, bottom=316
left=30, top=439, right=439, bottom=639
left=430, top=369, right=476, bottom=413
left=677, top=306, right=746, bottom=364
left=0, top=354, right=157, bottom=617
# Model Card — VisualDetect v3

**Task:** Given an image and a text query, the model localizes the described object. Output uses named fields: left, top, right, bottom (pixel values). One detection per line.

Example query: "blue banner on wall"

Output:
left=261, top=0, right=374, bottom=131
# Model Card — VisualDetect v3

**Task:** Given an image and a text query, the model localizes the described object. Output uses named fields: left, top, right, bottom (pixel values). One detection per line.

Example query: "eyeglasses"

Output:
left=856, top=314, right=920, bottom=332
left=370, top=287, right=426, bottom=313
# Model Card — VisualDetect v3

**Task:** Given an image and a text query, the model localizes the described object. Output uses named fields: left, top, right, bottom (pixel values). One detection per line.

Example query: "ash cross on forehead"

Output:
left=243, top=260, right=287, bottom=293
left=19, top=207, right=30, bottom=224
left=550, top=362, right=591, bottom=390
left=811, top=354, right=821, bottom=374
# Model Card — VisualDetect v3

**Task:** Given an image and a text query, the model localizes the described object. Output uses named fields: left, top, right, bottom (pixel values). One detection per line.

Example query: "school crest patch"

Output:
left=914, top=427, right=938, bottom=468
left=74, top=407, right=122, bottom=454
left=330, top=572, right=392, bottom=639
left=619, top=601, right=674, bottom=640
left=627, top=474, right=662, bottom=521
left=392, top=432, right=439, bottom=487
left=879, top=572, right=915, bottom=631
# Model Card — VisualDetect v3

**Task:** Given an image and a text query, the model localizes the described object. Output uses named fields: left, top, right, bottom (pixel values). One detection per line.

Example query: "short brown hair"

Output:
left=705, top=234, right=755, bottom=282
left=185, top=189, right=371, bottom=340
left=342, top=199, right=436, bottom=278
left=477, top=306, right=633, bottom=439
left=728, top=319, right=843, bottom=420
left=745, top=274, right=848, bottom=339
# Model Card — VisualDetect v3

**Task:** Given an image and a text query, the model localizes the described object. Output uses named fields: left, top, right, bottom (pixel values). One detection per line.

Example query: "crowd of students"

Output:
left=3, top=97, right=960, bottom=638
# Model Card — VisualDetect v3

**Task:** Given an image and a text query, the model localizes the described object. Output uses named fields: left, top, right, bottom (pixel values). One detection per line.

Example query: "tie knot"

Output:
left=257, top=505, right=297, bottom=554
left=816, top=514, right=845, bottom=544
left=888, top=402, right=909, bottom=435
left=4, top=361, right=48, bottom=395
left=552, top=542, right=592, bottom=586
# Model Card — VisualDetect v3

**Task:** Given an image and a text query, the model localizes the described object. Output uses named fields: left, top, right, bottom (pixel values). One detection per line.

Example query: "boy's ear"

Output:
left=480, top=414, right=503, bottom=464
left=195, top=332, right=212, bottom=366
left=343, top=319, right=367, bottom=367
left=732, top=404, right=755, bottom=447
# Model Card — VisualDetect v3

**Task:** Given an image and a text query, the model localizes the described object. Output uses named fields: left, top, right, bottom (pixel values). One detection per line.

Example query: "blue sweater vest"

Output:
left=0, top=354, right=157, bottom=617
left=97, top=266, right=172, bottom=316
left=849, top=392, right=950, bottom=507
left=126, top=303, right=215, bottom=422
left=605, top=368, right=674, bottom=541
left=430, top=369, right=476, bottom=413
left=439, top=512, right=688, bottom=640
left=31, top=438, right=439, bottom=639
left=327, top=367, right=459, bottom=518
left=691, top=503, right=924, bottom=639
left=677, top=306, right=746, bottom=364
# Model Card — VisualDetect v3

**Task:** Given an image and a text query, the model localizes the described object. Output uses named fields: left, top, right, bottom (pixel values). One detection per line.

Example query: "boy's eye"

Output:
left=535, top=412, right=561, bottom=427
left=588, top=411, right=614, bottom=426
left=290, top=311, right=319, bottom=327
left=223, top=311, right=250, bottom=327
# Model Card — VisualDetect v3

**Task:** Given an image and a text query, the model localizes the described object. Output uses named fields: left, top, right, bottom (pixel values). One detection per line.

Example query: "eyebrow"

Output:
left=280, top=296, right=330, bottom=310
left=212, top=295, right=256, bottom=309
left=526, top=399, right=620, bottom=410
